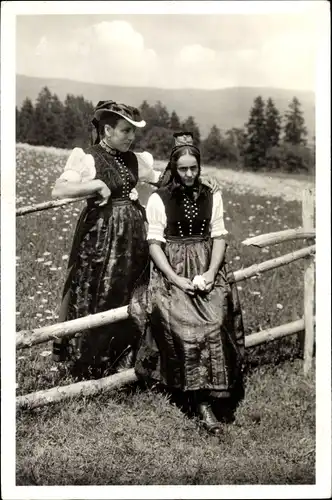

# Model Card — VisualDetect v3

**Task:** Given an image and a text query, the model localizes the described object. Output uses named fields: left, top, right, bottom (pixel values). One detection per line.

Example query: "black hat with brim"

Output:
left=94, top=100, right=146, bottom=128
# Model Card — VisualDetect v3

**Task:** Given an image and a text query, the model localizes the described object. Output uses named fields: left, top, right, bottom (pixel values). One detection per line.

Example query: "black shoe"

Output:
left=197, top=402, right=223, bottom=435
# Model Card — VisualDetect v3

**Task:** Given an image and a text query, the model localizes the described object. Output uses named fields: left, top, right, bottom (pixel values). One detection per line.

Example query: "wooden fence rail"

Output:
left=16, top=195, right=94, bottom=216
left=17, top=317, right=315, bottom=410
left=16, top=245, right=315, bottom=350
left=242, top=228, right=316, bottom=248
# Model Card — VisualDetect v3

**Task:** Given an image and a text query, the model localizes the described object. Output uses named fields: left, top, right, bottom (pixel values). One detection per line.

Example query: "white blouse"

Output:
left=58, top=147, right=161, bottom=184
left=146, top=191, right=228, bottom=242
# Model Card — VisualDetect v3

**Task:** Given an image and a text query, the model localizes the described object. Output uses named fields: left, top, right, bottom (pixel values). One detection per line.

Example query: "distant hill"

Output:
left=16, top=74, right=315, bottom=139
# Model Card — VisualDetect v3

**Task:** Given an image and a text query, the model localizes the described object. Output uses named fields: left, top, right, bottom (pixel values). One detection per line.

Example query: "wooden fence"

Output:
left=15, top=188, right=316, bottom=410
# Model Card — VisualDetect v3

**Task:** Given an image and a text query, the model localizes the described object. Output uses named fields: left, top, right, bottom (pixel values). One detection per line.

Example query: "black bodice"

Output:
left=85, top=145, right=138, bottom=200
left=157, top=185, right=213, bottom=239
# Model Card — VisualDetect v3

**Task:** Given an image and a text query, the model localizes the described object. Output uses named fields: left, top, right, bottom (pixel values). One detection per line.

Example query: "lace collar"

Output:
left=99, top=139, right=118, bottom=156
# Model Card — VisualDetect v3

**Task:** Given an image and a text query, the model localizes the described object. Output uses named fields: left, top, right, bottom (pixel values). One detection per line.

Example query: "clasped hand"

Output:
left=95, top=180, right=111, bottom=206
left=174, top=270, right=216, bottom=296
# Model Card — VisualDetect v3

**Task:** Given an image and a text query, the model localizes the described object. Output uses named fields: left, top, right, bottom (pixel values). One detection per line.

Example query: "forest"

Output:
left=16, top=87, right=315, bottom=174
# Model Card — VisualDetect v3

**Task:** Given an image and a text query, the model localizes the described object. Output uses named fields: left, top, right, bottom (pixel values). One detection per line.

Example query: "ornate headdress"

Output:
left=158, top=132, right=201, bottom=188
left=170, top=131, right=200, bottom=159
left=173, top=131, right=194, bottom=146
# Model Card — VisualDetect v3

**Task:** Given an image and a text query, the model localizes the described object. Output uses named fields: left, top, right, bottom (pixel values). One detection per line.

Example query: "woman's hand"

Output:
left=201, top=269, right=217, bottom=293
left=174, top=276, right=196, bottom=296
left=200, top=175, right=222, bottom=194
left=95, top=180, right=111, bottom=206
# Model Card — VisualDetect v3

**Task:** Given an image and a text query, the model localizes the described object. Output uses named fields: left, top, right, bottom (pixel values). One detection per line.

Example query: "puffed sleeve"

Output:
left=146, top=193, right=167, bottom=242
left=135, top=151, right=162, bottom=184
left=210, top=191, right=229, bottom=238
left=58, top=147, right=96, bottom=183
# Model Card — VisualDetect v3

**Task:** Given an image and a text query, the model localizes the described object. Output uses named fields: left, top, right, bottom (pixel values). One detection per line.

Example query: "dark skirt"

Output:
left=130, top=237, right=245, bottom=398
left=53, top=199, right=149, bottom=372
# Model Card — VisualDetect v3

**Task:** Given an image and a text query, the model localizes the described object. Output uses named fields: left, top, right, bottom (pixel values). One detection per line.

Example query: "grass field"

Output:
left=15, top=143, right=316, bottom=485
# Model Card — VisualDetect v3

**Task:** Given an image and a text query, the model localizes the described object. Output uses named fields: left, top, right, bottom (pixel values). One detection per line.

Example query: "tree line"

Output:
left=16, top=86, right=315, bottom=174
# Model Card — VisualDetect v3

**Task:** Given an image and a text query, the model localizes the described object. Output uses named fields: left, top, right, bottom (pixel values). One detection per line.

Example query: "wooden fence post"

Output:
left=302, top=188, right=315, bottom=375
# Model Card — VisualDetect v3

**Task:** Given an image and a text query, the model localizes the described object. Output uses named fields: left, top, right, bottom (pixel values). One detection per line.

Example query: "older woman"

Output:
left=52, top=102, right=219, bottom=380
left=131, top=133, right=245, bottom=435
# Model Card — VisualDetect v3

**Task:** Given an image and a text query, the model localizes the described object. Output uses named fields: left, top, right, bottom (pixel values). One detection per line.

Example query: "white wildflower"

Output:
left=40, top=350, right=52, bottom=357
left=192, top=275, right=206, bottom=291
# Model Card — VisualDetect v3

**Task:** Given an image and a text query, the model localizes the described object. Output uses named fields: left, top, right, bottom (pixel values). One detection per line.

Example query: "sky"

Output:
left=15, top=2, right=326, bottom=92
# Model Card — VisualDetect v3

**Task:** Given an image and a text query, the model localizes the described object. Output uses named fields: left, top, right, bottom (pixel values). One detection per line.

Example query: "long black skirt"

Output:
left=53, top=199, right=149, bottom=372
left=130, top=237, right=245, bottom=398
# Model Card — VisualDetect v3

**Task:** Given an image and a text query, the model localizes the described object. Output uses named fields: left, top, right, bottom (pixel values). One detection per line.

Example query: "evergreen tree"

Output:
left=139, top=100, right=159, bottom=129
left=139, top=126, right=174, bottom=159
left=170, top=110, right=181, bottom=131
left=225, top=127, right=247, bottom=157
left=181, top=115, right=201, bottom=146
left=265, top=98, right=281, bottom=148
left=154, top=101, right=170, bottom=128
left=16, top=97, right=35, bottom=144
left=49, top=93, right=66, bottom=148
left=63, top=94, right=94, bottom=148
left=202, top=125, right=222, bottom=163
left=16, top=106, right=21, bottom=142
left=244, top=96, right=266, bottom=170
left=63, top=94, right=83, bottom=148
left=33, top=86, right=58, bottom=146
left=283, top=97, right=308, bottom=145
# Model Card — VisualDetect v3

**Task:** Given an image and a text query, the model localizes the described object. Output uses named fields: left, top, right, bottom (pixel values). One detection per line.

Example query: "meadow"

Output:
left=15, top=143, right=315, bottom=485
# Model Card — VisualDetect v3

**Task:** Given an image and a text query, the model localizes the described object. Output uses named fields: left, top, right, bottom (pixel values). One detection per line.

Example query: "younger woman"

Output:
left=131, top=133, right=245, bottom=434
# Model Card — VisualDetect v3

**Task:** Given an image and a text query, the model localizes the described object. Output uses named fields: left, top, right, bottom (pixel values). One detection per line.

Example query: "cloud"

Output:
left=92, top=21, right=145, bottom=51
left=30, top=21, right=159, bottom=87
left=20, top=17, right=319, bottom=91
left=258, top=32, right=318, bottom=90
left=170, top=30, right=317, bottom=91
left=172, top=44, right=234, bottom=89
left=176, top=44, right=216, bottom=65
left=67, top=21, right=159, bottom=86
left=34, top=36, right=48, bottom=56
